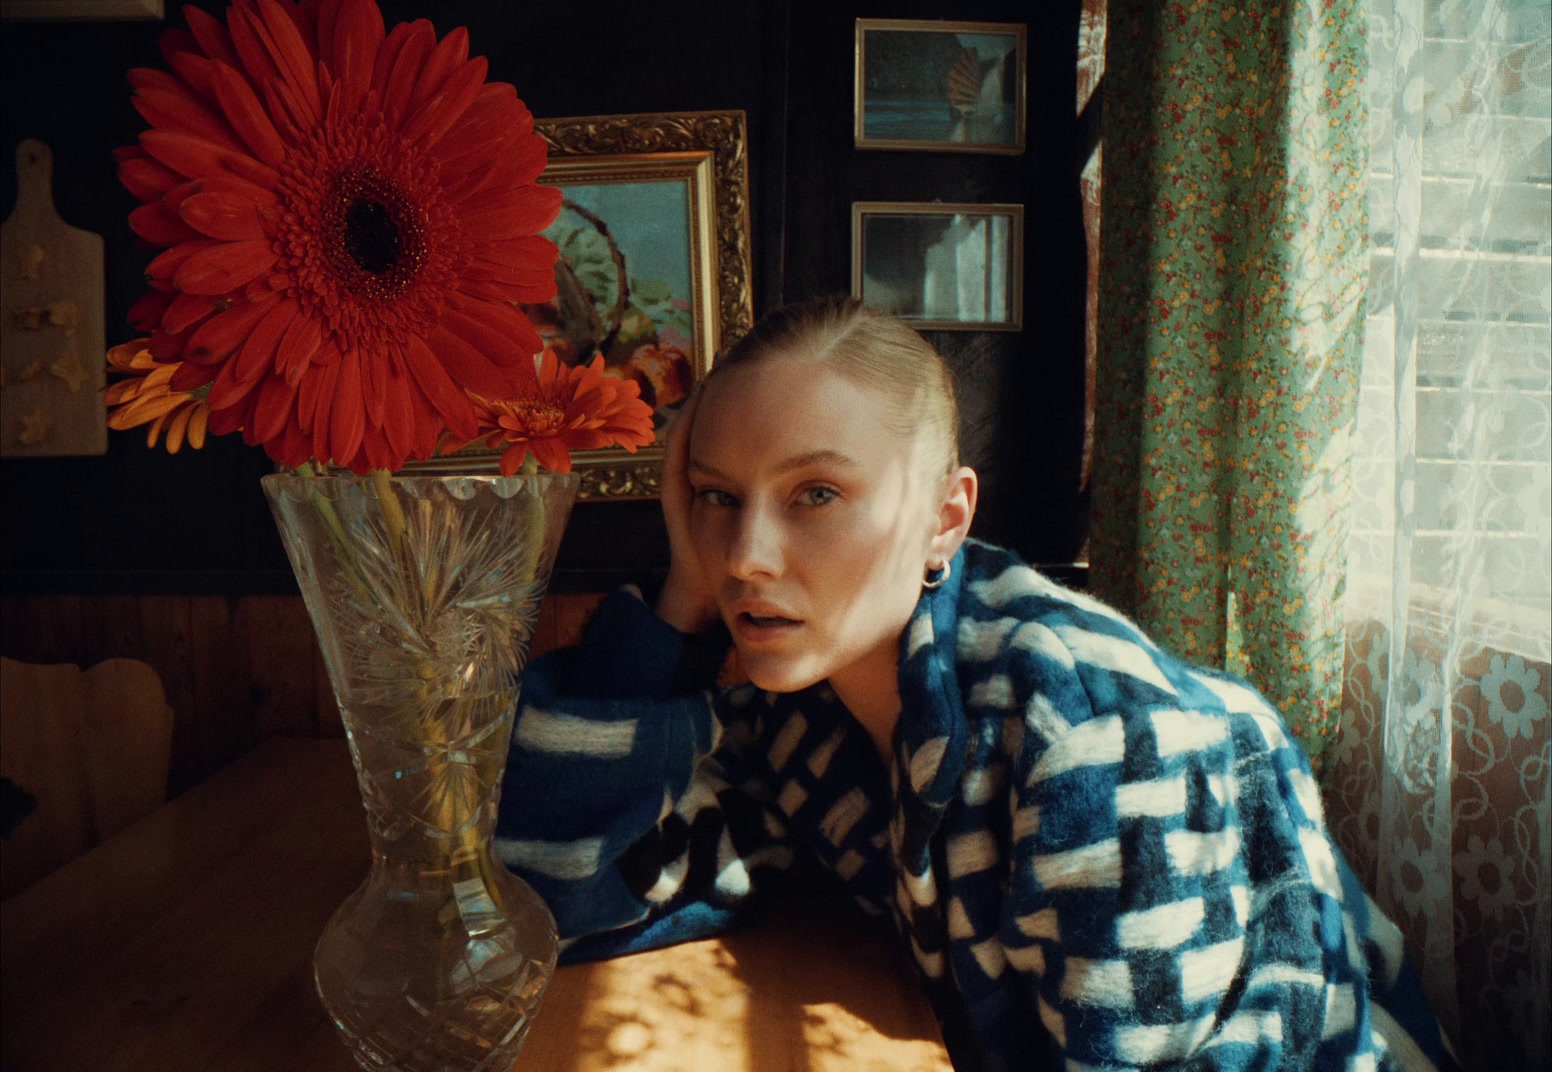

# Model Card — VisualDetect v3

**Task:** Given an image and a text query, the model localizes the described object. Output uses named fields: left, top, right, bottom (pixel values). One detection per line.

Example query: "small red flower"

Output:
left=456, top=349, right=656, bottom=476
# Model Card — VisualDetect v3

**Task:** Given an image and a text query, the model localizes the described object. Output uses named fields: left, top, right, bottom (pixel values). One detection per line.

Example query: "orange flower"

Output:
left=456, top=350, right=656, bottom=476
left=114, top=0, right=559, bottom=473
left=104, top=338, right=212, bottom=453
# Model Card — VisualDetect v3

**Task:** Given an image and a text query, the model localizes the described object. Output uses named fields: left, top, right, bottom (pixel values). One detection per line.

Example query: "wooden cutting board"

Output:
left=0, top=138, right=106, bottom=457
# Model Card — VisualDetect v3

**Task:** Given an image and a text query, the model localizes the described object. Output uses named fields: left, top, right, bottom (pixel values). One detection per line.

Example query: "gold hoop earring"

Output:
left=922, top=560, right=951, bottom=590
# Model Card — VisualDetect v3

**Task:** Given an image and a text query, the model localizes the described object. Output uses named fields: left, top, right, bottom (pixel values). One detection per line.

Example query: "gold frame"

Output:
left=407, top=110, right=754, bottom=500
left=854, top=18, right=1027, bottom=155
left=851, top=201, right=1025, bottom=332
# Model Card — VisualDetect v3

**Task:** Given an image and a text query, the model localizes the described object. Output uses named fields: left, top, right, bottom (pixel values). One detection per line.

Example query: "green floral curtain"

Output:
left=1091, top=0, right=1367, bottom=774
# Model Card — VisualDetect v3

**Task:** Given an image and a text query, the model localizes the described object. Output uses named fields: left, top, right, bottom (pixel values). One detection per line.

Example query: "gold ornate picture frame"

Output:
left=409, top=110, right=753, bottom=501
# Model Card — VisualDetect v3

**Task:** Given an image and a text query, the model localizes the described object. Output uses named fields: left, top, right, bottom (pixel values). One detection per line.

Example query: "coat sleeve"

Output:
left=495, top=586, right=794, bottom=958
left=997, top=670, right=1456, bottom=1070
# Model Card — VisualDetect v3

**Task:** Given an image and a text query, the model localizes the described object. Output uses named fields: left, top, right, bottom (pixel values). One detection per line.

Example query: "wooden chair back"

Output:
left=0, top=656, right=174, bottom=900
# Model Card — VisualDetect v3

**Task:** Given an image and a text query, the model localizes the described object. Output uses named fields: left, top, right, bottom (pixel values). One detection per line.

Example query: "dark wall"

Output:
left=777, top=1, right=1089, bottom=567
left=1, top=0, right=1086, bottom=596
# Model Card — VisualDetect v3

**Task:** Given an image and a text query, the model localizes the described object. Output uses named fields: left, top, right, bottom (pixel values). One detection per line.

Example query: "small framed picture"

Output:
left=854, top=18, right=1026, bottom=154
left=851, top=202, right=1024, bottom=332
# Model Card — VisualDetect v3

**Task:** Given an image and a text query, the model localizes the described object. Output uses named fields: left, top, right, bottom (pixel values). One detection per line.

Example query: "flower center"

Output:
left=274, top=116, right=459, bottom=352
left=323, top=169, right=426, bottom=300
left=502, top=399, right=566, bottom=435
left=344, top=199, right=401, bottom=275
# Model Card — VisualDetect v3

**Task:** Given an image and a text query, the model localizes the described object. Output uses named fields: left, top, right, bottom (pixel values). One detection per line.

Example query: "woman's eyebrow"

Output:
left=773, top=449, right=860, bottom=475
left=687, top=457, right=728, bottom=479
left=688, top=450, right=860, bottom=480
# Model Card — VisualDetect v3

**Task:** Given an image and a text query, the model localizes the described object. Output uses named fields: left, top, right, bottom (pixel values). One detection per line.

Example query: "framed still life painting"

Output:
left=854, top=18, right=1026, bottom=154
left=852, top=201, right=1024, bottom=332
left=414, top=110, right=754, bottom=501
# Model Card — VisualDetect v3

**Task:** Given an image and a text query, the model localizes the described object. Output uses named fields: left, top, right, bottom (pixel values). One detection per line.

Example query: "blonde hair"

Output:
left=712, top=297, right=960, bottom=481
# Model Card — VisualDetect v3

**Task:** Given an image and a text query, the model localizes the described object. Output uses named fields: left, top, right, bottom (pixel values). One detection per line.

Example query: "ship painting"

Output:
left=857, top=22, right=1024, bottom=152
left=945, top=45, right=1014, bottom=145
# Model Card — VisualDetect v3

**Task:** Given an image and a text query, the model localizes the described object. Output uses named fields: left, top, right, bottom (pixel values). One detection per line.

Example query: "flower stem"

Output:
left=513, top=455, right=543, bottom=586
left=290, top=464, right=380, bottom=607
left=369, top=467, right=407, bottom=557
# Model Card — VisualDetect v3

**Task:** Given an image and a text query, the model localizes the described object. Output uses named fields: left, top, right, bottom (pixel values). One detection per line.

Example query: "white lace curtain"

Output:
left=1323, top=1, right=1551, bottom=1068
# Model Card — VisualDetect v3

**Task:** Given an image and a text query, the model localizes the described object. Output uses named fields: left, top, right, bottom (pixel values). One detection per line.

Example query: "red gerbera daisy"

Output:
left=456, top=349, right=657, bottom=477
left=115, top=0, right=561, bottom=474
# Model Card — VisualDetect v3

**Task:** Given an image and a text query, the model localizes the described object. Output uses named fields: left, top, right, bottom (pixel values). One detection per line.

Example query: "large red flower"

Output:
left=456, top=349, right=657, bottom=476
left=116, top=0, right=561, bottom=473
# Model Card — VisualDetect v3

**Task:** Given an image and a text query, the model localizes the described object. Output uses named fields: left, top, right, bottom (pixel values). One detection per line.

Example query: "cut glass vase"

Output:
left=262, top=470, right=578, bottom=1072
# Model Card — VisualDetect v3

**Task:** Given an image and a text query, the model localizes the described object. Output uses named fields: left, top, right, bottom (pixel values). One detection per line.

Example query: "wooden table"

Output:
left=1, top=738, right=953, bottom=1071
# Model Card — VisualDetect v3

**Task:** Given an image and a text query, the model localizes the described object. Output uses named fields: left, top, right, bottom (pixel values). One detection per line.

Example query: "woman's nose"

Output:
left=727, top=504, right=783, bottom=581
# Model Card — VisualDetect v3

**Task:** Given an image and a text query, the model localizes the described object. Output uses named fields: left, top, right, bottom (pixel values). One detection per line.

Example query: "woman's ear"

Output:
left=929, top=466, right=978, bottom=566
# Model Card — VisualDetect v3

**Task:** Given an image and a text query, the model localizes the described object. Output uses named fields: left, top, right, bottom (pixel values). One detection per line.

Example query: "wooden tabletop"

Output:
left=1, top=738, right=952, bottom=1072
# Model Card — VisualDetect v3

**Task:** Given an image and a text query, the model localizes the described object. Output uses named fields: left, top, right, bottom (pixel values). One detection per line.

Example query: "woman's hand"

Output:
left=656, top=387, right=722, bottom=633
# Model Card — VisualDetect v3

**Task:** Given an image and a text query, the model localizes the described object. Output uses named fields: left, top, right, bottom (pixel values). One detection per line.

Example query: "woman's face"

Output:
left=687, top=357, right=938, bottom=697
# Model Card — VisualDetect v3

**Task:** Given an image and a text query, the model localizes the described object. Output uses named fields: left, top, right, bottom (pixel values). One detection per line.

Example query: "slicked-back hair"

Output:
left=710, top=296, right=960, bottom=483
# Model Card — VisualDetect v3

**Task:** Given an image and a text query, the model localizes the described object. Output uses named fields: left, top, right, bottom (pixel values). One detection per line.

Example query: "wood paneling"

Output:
left=240, top=596, right=320, bottom=740
left=0, top=591, right=606, bottom=797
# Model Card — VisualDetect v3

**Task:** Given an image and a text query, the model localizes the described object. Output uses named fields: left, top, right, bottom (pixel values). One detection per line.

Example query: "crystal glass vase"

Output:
left=262, top=470, right=578, bottom=1072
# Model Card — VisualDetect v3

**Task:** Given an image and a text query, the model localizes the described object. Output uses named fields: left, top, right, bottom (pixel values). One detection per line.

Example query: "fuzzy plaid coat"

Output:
left=497, top=540, right=1455, bottom=1071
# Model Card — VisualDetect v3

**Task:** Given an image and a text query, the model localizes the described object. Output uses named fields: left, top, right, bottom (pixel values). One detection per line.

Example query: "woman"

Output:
left=497, top=297, right=1454, bottom=1071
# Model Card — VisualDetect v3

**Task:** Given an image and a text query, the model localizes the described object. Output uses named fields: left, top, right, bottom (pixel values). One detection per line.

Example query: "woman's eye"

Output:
left=695, top=488, right=737, bottom=508
left=799, top=486, right=839, bottom=506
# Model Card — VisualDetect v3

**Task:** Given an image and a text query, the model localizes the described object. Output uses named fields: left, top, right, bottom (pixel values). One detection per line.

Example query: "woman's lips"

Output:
left=733, top=611, right=802, bottom=643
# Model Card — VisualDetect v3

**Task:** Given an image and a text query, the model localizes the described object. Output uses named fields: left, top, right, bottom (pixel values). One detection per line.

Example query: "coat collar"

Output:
left=891, top=541, right=981, bottom=858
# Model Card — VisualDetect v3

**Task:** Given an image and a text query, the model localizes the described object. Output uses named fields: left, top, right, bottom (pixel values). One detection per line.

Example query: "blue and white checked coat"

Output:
left=497, top=540, right=1455, bottom=1071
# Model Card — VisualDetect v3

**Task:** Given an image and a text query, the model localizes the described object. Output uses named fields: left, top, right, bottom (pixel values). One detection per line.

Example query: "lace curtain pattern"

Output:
left=1322, top=0, right=1551, bottom=1067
